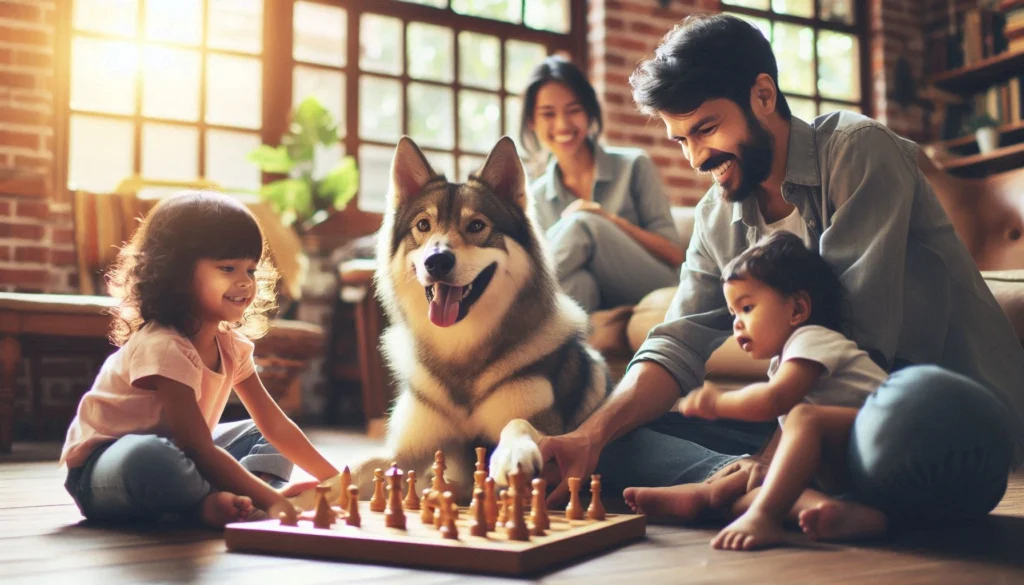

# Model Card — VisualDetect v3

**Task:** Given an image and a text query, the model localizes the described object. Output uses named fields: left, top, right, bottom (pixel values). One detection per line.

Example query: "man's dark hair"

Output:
left=630, top=13, right=791, bottom=120
left=519, top=55, right=603, bottom=157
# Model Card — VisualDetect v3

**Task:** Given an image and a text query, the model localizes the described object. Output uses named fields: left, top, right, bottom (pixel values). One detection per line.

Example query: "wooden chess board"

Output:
left=225, top=505, right=647, bottom=576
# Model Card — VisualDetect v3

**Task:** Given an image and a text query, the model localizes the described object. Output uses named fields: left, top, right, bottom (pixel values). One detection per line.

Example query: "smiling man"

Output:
left=538, top=13, right=1024, bottom=533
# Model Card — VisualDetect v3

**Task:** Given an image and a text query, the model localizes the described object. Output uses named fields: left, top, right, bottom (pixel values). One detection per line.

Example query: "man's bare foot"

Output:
left=711, top=508, right=787, bottom=551
left=623, top=468, right=750, bottom=523
left=799, top=500, right=887, bottom=542
left=197, top=491, right=253, bottom=528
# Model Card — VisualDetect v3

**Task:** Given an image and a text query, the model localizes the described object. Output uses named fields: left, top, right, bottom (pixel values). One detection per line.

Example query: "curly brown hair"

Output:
left=105, top=190, right=279, bottom=346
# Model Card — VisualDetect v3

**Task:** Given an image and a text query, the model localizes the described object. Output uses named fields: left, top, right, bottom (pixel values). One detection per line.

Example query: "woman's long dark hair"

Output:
left=519, top=55, right=603, bottom=158
left=105, top=190, right=278, bottom=346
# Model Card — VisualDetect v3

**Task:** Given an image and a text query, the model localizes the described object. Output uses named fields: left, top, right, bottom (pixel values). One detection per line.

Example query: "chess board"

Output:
left=225, top=505, right=646, bottom=576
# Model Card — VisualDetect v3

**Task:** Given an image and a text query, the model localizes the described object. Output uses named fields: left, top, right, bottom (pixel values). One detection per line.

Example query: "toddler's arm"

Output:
left=680, top=358, right=824, bottom=421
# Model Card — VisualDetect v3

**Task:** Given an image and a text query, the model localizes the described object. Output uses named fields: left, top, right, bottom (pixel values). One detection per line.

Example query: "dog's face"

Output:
left=378, top=136, right=543, bottom=331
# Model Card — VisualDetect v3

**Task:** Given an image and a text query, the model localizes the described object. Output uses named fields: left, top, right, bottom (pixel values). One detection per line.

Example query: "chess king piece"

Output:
left=530, top=478, right=549, bottom=535
left=338, top=465, right=352, bottom=509
left=385, top=464, right=406, bottom=529
left=586, top=474, right=605, bottom=521
left=404, top=469, right=420, bottom=510
left=566, top=477, right=584, bottom=520
left=439, top=491, right=459, bottom=540
left=469, top=487, right=488, bottom=537
left=314, top=485, right=335, bottom=529
left=370, top=468, right=386, bottom=512
left=346, top=485, right=361, bottom=527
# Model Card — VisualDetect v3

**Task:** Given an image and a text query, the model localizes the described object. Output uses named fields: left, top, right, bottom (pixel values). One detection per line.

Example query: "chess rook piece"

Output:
left=565, top=477, right=584, bottom=520
left=586, top=474, right=605, bottom=521
left=530, top=478, right=549, bottom=535
left=313, top=485, right=335, bottom=529
left=370, top=468, right=386, bottom=512
left=439, top=491, right=459, bottom=540
left=420, top=488, right=434, bottom=525
left=497, top=489, right=509, bottom=525
left=338, top=465, right=352, bottom=509
left=469, top=487, right=488, bottom=537
left=484, top=477, right=498, bottom=531
left=385, top=464, right=406, bottom=529
left=345, top=485, right=361, bottom=527
left=504, top=470, right=530, bottom=541
left=404, top=470, right=420, bottom=510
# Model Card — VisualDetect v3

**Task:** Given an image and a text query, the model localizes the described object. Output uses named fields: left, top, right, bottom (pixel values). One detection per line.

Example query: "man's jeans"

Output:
left=64, top=420, right=293, bottom=522
left=596, top=365, right=1015, bottom=521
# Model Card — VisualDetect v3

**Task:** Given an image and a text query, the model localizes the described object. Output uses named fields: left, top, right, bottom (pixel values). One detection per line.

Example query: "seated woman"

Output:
left=521, top=56, right=684, bottom=312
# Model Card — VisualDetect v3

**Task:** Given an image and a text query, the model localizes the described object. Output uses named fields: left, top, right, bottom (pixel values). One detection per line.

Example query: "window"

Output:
left=722, top=0, right=867, bottom=122
left=64, top=0, right=581, bottom=214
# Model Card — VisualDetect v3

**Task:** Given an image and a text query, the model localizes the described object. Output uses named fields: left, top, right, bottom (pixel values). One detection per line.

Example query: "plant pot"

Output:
left=975, top=127, right=999, bottom=154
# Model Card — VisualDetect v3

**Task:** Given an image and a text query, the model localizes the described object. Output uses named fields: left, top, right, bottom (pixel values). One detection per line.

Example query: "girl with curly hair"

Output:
left=60, top=190, right=338, bottom=528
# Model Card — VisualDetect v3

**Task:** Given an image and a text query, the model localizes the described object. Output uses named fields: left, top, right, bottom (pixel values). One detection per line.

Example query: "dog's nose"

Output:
left=424, top=250, right=455, bottom=278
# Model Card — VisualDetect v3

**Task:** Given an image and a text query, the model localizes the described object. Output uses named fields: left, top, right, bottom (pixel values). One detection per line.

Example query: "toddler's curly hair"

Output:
left=105, top=190, right=279, bottom=346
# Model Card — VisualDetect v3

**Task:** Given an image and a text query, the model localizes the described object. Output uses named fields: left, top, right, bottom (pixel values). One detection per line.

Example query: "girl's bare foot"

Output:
left=799, top=500, right=887, bottom=542
left=622, top=468, right=750, bottom=523
left=197, top=491, right=253, bottom=528
left=711, top=508, right=787, bottom=551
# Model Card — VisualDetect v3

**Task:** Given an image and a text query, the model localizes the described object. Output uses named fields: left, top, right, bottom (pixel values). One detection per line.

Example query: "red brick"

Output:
left=607, top=17, right=624, bottom=30
left=42, top=7, right=55, bottom=26
left=0, top=2, right=42, bottom=22
left=51, top=226, right=73, bottom=244
left=15, top=200, right=48, bottom=219
left=0, top=47, right=11, bottom=64
left=629, top=133, right=655, bottom=146
left=12, top=155, right=51, bottom=172
left=0, top=128, right=39, bottom=149
left=0, top=105, right=51, bottom=126
left=0, top=222, right=44, bottom=239
left=14, top=49, right=51, bottom=68
left=0, top=200, right=9, bottom=216
left=0, top=25, right=48, bottom=46
left=0, top=245, right=8, bottom=260
left=50, top=249, right=76, bottom=266
left=0, top=71, right=38, bottom=91
left=14, top=245, right=47, bottom=263
left=0, top=267, right=47, bottom=286
left=66, top=271, right=79, bottom=290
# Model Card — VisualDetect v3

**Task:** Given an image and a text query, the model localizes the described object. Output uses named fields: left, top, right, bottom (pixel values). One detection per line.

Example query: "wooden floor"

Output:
left=4, top=430, right=1024, bottom=585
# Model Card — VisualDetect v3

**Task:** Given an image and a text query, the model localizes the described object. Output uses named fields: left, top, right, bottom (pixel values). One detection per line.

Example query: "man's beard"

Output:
left=702, top=112, right=774, bottom=203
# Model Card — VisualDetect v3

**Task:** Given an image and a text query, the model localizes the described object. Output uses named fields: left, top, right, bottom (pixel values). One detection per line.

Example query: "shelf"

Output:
left=928, top=49, right=1024, bottom=94
left=937, top=141, right=1024, bottom=177
left=931, top=120, right=1024, bottom=152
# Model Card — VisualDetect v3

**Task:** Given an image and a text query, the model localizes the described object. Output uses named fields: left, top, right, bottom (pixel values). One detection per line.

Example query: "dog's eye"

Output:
left=416, top=218, right=430, bottom=232
left=467, top=219, right=486, bottom=234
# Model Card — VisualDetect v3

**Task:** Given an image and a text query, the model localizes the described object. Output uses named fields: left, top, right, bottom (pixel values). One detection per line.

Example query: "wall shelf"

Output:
left=937, top=142, right=1024, bottom=177
left=928, top=49, right=1024, bottom=95
left=931, top=121, right=1024, bottom=152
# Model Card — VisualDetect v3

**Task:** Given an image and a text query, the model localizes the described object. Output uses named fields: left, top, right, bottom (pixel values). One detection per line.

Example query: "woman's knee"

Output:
left=109, top=435, right=209, bottom=504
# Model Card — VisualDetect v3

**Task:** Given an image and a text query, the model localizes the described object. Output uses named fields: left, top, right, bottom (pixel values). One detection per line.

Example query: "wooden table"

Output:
left=0, top=293, right=117, bottom=453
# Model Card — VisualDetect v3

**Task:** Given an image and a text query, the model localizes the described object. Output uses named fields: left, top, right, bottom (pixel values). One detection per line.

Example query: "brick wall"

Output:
left=589, top=0, right=933, bottom=207
left=0, top=0, right=75, bottom=293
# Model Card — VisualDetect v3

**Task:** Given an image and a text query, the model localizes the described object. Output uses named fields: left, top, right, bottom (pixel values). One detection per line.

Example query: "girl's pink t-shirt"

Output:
left=59, top=323, right=256, bottom=469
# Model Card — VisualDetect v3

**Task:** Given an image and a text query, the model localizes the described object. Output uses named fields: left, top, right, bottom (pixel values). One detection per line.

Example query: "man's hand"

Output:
left=678, top=382, right=723, bottom=420
left=538, top=430, right=603, bottom=507
left=561, top=199, right=604, bottom=218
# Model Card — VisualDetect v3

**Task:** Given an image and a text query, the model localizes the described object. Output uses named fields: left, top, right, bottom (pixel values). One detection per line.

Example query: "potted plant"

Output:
left=248, top=96, right=359, bottom=232
left=965, top=113, right=1000, bottom=154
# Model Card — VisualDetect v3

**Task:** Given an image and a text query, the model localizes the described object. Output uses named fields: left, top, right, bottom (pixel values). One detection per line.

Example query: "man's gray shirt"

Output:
left=630, top=112, right=1024, bottom=461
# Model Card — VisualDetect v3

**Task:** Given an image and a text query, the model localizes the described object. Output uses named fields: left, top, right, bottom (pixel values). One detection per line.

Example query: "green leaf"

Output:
left=260, top=179, right=313, bottom=225
left=246, top=145, right=293, bottom=173
left=318, top=156, right=360, bottom=211
left=292, top=96, right=339, bottom=148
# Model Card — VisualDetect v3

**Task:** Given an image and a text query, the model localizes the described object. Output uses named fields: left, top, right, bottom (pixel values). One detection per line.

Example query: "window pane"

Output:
left=787, top=96, right=817, bottom=122
left=398, top=0, right=448, bottom=6
left=820, top=101, right=861, bottom=115
left=208, top=0, right=263, bottom=54
left=360, top=14, right=403, bottom=76
left=459, top=32, right=500, bottom=90
left=407, top=22, right=454, bottom=83
left=733, top=14, right=770, bottom=42
left=358, top=144, right=396, bottom=213
left=772, top=23, right=814, bottom=96
left=314, top=142, right=346, bottom=181
left=818, top=31, right=860, bottom=101
left=505, top=95, right=522, bottom=150
left=771, top=0, right=812, bottom=18
left=458, top=154, right=486, bottom=182
left=145, top=0, right=201, bottom=45
left=73, top=0, right=137, bottom=37
left=142, top=46, right=200, bottom=121
left=459, top=90, right=500, bottom=153
left=408, top=83, right=454, bottom=149
left=505, top=40, right=546, bottom=92
left=206, top=54, right=262, bottom=129
left=70, top=37, right=137, bottom=115
left=424, top=151, right=455, bottom=181
left=142, top=123, right=199, bottom=181
left=821, top=0, right=855, bottom=25
left=359, top=76, right=402, bottom=142
left=524, top=0, right=569, bottom=33
left=68, top=115, right=134, bottom=191
left=293, top=1, right=346, bottom=67
left=452, top=0, right=520, bottom=23
left=206, top=129, right=262, bottom=191
left=721, top=0, right=769, bottom=9
left=293, top=66, right=346, bottom=136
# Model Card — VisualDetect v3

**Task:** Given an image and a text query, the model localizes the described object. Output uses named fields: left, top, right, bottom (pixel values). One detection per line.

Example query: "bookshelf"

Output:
left=937, top=142, right=1024, bottom=177
left=928, top=49, right=1024, bottom=94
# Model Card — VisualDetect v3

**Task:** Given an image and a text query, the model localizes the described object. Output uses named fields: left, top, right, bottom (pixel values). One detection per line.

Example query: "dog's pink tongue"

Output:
left=428, top=283, right=462, bottom=327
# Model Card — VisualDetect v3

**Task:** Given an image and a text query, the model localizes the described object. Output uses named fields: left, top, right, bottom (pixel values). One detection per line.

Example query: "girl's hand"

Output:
left=278, top=479, right=321, bottom=499
left=679, top=382, right=723, bottom=420
left=266, top=496, right=299, bottom=525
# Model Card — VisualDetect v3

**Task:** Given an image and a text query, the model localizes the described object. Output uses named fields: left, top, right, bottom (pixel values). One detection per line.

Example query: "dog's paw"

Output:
left=489, top=435, right=543, bottom=487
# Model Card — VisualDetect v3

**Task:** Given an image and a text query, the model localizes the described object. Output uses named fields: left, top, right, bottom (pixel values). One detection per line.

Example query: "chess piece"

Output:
left=404, top=470, right=420, bottom=510
left=497, top=489, right=509, bottom=525
left=420, top=488, right=434, bottom=525
left=530, top=478, right=549, bottom=535
left=338, top=465, right=352, bottom=509
left=469, top=487, right=487, bottom=537
left=345, top=485, right=361, bottom=527
left=279, top=510, right=298, bottom=527
left=474, top=446, right=487, bottom=491
left=439, top=491, right=459, bottom=540
left=385, top=464, right=406, bottom=529
left=504, top=470, right=530, bottom=541
left=586, top=474, right=605, bottom=521
left=370, top=468, right=386, bottom=512
left=484, top=477, right=498, bottom=531
left=314, top=485, right=335, bottom=529
left=566, top=477, right=584, bottom=520
left=432, top=450, right=450, bottom=496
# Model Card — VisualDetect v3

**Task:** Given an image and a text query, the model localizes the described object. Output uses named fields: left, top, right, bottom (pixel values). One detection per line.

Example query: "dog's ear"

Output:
left=476, top=136, right=527, bottom=210
left=389, top=136, right=436, bottom=206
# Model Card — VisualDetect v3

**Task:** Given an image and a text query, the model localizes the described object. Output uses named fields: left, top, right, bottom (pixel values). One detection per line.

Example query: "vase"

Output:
left=975, top=127, right=999, bottom=154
